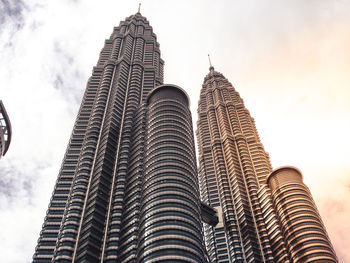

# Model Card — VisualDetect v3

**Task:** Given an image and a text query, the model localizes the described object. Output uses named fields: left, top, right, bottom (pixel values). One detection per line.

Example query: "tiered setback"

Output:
left=33, top=12, right=207, bottom=263
left=33, top=12, right=163, bottom=263
left=197, top=67, right=338, bottom=263
left=197, top=67, right=276, bottom=263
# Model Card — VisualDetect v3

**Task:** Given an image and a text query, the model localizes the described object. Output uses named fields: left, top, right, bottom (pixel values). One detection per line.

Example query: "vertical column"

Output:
left=55, top=60, right=117, bottom=263
left=138, top=85, right=207, bottom=263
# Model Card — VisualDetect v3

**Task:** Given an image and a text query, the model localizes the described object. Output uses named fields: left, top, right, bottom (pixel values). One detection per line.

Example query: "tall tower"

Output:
left=196, top=65, right=338, bottom=262
left=197, top=65, right=277, bottom=262
left=33, top=12, right=207, bottom=263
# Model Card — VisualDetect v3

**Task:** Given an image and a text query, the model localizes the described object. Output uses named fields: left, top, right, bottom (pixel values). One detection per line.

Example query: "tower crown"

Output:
left=147, top=84, right=190, bottom=107
left=203, top=66, right=226, bottom=84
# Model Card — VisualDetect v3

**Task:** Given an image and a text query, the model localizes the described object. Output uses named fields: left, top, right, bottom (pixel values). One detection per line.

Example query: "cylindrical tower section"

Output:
left=138, top=85, right=207, bottom=263
left=257, top=184, right=290, bottom=262
left=267, top=166, right=338, bottom=263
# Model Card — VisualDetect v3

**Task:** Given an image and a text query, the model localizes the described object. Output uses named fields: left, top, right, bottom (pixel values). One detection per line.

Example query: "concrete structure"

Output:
left=33, top=12, right=207, bottom=263
left=0, top=100, right=11, bottom=159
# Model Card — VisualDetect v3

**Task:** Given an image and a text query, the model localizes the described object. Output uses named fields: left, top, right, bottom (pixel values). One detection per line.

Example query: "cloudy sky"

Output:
left=1, top=0, right=349, bottom=262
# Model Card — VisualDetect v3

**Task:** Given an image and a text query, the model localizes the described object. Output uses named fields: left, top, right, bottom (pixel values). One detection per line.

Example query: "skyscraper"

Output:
left=196, top=65, right=338, bottom=262
left=33, top=12, right=207, bottom=263
left=0, top=100, right=11, bottom=159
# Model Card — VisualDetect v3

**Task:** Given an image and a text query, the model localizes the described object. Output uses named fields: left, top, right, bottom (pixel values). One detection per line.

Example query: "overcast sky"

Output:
left=0, top=0, right=349, bottom=262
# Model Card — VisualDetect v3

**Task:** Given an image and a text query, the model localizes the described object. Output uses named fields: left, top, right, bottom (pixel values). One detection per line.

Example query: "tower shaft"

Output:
left=33, top=13, right=207, bottom=263
left=197, top=69, right=277, bottom=262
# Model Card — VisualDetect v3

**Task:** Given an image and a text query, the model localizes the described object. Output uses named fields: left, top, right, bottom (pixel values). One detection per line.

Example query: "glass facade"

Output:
left=32, top=10, right=338, bottom=263
left=267, top=167, right=338, bottom=262
left=196, top=66, right=338, bottom=263
left=197, top=67, right=276, bottom=262
left=33, top=12, right=207, bottom=263
left=138, top=85, right=207, bottom=262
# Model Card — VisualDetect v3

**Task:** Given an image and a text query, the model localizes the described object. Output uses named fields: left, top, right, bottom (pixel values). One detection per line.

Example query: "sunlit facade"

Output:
left=33, top=12, right=207, bottom=263
left=267, top=167, right=338, bottom=262
left=196, top=66, right=338, bottom=262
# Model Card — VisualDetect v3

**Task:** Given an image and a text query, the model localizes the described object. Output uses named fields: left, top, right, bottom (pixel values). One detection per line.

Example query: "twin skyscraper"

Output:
left=33, top=11, right=337, bottom=263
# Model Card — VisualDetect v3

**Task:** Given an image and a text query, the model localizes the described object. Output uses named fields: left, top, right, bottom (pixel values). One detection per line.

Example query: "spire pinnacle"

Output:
left=208, top=54, right=214, bottom=71
left=138, top=3, right=141, bottom=13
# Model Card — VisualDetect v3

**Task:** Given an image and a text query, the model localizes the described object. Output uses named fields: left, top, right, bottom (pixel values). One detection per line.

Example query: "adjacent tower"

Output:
left=197, top=65, right=276, bottom=262
left=33, top=12, right=207, bottom=263
left=196, top=65, right=337, bottom=262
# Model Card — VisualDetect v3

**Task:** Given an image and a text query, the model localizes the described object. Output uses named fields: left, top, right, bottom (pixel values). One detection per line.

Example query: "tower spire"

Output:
left=208, top=54, right=214, bottom=72
left=138, top=3, right=141, bottom=13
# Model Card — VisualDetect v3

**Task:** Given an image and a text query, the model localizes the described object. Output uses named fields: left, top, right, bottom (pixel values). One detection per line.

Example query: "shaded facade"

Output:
left=196, top=66, right=337, bottom=262
left=138, top=85, right=207, bottom=263
left=33, top=12, right=207, bottom=263
left=0, top=100, right=12, bottom=159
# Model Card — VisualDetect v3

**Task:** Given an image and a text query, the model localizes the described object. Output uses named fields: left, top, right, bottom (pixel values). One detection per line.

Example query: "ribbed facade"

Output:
left=197, top=67, right=277, bottom=262
left=138, top=85, right=207, bottom=263
left=267, top=167, right=338, bottom=263
left=197, top=66, right=338, bottom=263
left=257, top=185, right=289, bottom=262
left=33, top=13, right=207, bottom=263
left=0, top=100, right=11, bottom=159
